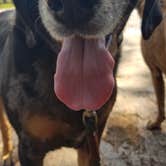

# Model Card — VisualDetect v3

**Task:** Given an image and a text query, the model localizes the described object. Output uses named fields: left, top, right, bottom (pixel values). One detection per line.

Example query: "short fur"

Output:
left=0, top=0, right=161, bottom=165
left=0, top=97, right=13, bottom=162
left=137, top=0, right=166, bottom=130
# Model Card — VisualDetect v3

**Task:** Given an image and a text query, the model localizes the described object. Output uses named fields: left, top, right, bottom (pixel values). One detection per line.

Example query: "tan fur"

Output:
left=23, top=114, right=71, bottom=141
left=137, top=0, right=166, bottom=129
left=0, top=98, right=13, bottom=160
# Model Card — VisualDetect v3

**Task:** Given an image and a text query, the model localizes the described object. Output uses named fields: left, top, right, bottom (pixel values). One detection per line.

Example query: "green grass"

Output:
left=0, top=3, right=14, bottom=9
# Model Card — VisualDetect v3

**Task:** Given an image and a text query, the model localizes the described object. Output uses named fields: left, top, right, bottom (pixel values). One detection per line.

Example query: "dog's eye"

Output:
left=48, top=0, right=63, bottom=12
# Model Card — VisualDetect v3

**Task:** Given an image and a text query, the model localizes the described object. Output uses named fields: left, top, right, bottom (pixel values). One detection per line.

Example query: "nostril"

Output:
left=79, top=0, right=97, bottom=9
left=48, top=0, right=63, bottom=12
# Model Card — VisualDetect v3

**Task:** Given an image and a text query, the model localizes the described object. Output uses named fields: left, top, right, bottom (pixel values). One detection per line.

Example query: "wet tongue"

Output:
left=54, top=36, right=115, bottom=111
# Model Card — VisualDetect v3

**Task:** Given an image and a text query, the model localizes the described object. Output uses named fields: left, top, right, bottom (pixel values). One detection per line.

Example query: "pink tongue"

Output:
left=54, top=36, right=115, bottom=111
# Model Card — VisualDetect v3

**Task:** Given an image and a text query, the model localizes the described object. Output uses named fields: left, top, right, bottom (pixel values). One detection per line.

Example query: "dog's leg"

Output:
left=147, top=67, right=165, bottom=130
left=18, top=137, right=46, bottom=166
left=0, top=98, right=13, bottom=165
left=77, top=139, right=100, bottom=166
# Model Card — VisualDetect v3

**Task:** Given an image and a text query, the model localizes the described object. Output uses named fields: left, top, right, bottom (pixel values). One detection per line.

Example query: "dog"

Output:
left=0, top=0, right=162, bottom=165
left=137, top=0, right=165, bottom=130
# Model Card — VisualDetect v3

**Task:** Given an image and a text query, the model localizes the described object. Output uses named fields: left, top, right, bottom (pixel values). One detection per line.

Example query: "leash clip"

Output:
left=82, top=110, right=100, bottom=156
left=83, top=110, right=98, bottom=134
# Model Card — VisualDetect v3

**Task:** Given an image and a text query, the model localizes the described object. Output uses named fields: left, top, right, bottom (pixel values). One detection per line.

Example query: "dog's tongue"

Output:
left=54, top=36, right=114, bottom=111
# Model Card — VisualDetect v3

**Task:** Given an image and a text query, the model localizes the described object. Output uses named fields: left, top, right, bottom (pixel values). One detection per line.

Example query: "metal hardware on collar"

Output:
left=82, top=110, right=100, bottom=159
left=82, top=110, right=99, bottom=148
left=83, top=110, right=98, bottom=134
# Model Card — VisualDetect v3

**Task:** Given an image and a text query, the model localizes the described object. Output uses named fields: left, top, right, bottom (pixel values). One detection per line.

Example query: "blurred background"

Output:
left=0, top=0, right=12, bottom=3
left=0, top=0, right=13, bottom=9
left=1, top=3, right=166, bottom=166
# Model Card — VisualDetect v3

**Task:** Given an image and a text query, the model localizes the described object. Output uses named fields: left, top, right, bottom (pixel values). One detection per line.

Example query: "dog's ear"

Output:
left=13, top=0, right=38, bottom=47
left=13, top=0, right=38, bottom=24
left=142, top=0, right=163, bottom=40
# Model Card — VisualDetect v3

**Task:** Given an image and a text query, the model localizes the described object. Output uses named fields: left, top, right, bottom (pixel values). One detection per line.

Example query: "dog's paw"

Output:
left=146, top=120, right=161, bottom=130
left=2, top=153, right=14, bottom=166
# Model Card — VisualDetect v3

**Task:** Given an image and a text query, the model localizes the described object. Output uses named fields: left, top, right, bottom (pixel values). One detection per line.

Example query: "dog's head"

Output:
left=12, top=0, right=162, bottom=111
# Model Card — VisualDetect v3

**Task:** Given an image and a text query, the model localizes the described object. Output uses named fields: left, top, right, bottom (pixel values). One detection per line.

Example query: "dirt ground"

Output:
left=1, top=10, right=166, bottom=166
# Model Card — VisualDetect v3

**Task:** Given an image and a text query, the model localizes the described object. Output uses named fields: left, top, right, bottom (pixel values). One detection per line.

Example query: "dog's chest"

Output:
left=5, top=77, right=86, bottom=147
left=2, top=52, right=87, bottom=147
left=22, top=112, right=86, bottom=147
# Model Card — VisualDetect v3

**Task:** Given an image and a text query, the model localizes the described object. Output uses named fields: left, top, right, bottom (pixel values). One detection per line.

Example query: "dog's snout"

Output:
left=48, top=0, right=99, bottom=28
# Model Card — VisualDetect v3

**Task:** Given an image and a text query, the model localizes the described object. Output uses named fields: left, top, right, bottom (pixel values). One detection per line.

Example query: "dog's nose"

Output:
left=48, top=0, right=98, bottom=28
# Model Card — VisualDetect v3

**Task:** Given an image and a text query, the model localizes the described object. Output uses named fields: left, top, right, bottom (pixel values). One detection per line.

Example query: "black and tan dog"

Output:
left=0, top=0, right=162, bottom=165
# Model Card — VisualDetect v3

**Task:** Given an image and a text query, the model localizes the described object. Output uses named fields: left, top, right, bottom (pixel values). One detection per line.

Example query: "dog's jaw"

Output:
left=39, top=0, right=131, bottom=40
